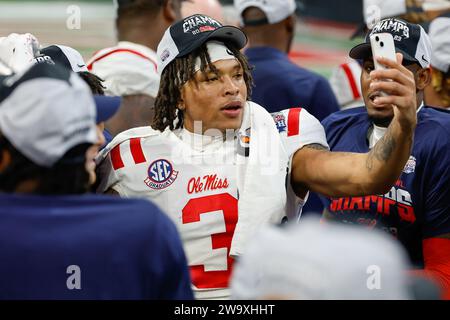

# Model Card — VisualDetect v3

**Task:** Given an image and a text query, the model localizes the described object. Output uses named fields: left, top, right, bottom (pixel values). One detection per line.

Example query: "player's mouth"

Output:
left=369, top=91, right=381, bottom=102
left=221, top=101, right=243, bottom=118
left=368, top=91, right=391, bottom=109
left=368, top=91, right=390, bottom=108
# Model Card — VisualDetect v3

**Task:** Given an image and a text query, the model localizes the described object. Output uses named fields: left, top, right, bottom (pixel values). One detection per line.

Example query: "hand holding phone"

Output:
left=367, top=32, right=417, bottom=133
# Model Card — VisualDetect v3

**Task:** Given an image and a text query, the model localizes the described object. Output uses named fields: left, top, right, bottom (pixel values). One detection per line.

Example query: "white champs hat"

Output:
left=234, top=0, right=297, bottom=26
left=0, top=63, right=97, bottom=167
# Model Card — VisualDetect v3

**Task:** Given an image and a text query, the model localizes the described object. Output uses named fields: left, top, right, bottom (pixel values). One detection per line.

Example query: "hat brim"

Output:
left=177, top=26, right=248, bottom=58
left=93, top=96, right=121, bottom=123
left=349, top=43, right=372, bottom=60
left=349, top=43, right=417, bottom=65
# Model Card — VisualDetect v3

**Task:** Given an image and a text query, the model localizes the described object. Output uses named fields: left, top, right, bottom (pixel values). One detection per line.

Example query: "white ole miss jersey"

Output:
left=96, top=102, right=328, bottom=299
left=87, top=41, right=159, bottom=97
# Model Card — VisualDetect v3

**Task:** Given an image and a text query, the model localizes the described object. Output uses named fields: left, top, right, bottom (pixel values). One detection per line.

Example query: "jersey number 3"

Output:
left=182, top=193, right=238, bottom=289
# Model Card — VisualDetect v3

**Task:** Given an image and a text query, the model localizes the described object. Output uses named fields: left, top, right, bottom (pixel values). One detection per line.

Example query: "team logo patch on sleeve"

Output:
left=272, top=113, right=287, bottom=133
left=144, top=159, right=179, bottom=190
left=403, top=156, right=416, bottom=174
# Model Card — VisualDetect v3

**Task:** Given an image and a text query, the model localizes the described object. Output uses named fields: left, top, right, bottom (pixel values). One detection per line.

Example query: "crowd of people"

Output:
left=0, top=0, right=449, bottom=300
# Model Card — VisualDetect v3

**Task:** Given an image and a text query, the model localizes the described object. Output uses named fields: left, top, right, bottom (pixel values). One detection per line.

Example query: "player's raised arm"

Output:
left=291, top=53, right=417, bottom=197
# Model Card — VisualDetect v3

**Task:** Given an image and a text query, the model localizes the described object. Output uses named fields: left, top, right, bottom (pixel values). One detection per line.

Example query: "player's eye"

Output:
left=364, top=63, right=374, bottom=73
left=206, top=75, right=219, bottom=82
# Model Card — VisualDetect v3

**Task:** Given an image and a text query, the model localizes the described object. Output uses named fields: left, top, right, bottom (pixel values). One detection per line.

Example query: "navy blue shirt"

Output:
left=0, top=194, right=194, bottom=300
left=321, top=107, right=450, bottom=266
left=245, top=47, right=340, bottom=216
left=245, top=47, right=340, bottom=121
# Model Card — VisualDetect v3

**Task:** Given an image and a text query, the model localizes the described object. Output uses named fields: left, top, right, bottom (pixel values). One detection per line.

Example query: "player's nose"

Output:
left=223, top=75, right=239, bottom=96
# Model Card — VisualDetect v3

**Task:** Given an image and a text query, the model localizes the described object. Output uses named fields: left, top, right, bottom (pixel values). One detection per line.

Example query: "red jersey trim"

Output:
left=129, top=137, right=147, bottom=164
left=110, top=145, right=125, bottom=170
left=87, top=48, right=157, bottom=71
left=341, top=63, right=361, bottom=100
left=287, top=108, right=302, bottom=137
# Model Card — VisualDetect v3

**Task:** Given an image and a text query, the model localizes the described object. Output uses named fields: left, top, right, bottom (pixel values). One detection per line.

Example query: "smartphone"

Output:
left=370, top=33, right=396, bottom=96
left=370, top=32, right=397, bottom=71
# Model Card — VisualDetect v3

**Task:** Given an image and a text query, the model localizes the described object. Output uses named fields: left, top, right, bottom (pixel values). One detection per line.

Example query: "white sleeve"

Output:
left=272, top=107, right=329, bottom=159
left=95, top=127, right=157, bottom=196
left=272, top=108, right=329, bottom=220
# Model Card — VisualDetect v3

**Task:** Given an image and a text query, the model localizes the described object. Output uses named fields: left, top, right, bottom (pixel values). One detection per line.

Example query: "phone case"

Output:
left=370, top=33, right=397, bottom=71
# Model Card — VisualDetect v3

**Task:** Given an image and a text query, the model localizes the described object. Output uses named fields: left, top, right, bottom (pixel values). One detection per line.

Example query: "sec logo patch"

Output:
left=144, top=159, right=179, bottom=190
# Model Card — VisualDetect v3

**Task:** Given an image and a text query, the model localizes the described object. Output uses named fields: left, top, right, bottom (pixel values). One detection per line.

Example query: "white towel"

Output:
left=230, top=102, right=288, bottom=257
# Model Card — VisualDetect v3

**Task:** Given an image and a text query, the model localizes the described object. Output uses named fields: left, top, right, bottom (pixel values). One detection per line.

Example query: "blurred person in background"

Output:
left=0, top=33, right=38, bottom=75
left=0, top=32, right=123, bottom=169
left=424, top=14, right=450, bottom=108
left=231, top=218, right=441, bottom=299
left=33, top=42, right=122, bottom=148
left=321, top=18, right=450, bottom=300
left=181, top=0, right=225, bottom=22
left=0, top=63, right=193, bottom=299
left=416, top=0, right=450, bottom=29
left=36, top=44, right=106, bottom=95
left=329, top=60, right=364, bottom=110
left=352, top=0, right=431, bottom=39
left=0, top=33, right=118, bottom=188
left=88, top=0, right=185, bottom=141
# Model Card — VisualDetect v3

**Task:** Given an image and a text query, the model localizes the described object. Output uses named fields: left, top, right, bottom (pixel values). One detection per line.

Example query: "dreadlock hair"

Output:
left=431, top=67, right=450, bottom=106
left=0, top=136, right=91, bottom=195
left=78, top=71, right=106, bottom=95
left=152, top=42, right=253, bottom=132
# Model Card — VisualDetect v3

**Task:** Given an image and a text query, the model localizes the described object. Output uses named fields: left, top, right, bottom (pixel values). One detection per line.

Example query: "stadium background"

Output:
left=0, top=0, right=364, bottom=78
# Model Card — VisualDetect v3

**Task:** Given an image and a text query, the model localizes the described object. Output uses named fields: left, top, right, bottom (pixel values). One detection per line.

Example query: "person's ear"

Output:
left=162, top=0, right=181, bottom=24
left=415, top=67, right=432, bottom=90
left=0, top=148, right=11, bottom=173
left=285, top=14, right=296, bottom=34
left=178, top=88, right=185, bottom=111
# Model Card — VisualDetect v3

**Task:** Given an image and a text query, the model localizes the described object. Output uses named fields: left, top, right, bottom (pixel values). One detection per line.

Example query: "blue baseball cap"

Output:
left=93, top=95, right=121, bottom=123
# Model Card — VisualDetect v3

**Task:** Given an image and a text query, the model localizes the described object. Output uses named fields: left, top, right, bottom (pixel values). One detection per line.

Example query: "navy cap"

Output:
left=34, top=45, right=89, bottom=73
left=93, top=96, right=121, bottom=124
left=157, top=14, right=247, bottom=74
left=350, top=18, right=432, bottom=68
